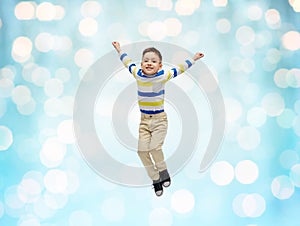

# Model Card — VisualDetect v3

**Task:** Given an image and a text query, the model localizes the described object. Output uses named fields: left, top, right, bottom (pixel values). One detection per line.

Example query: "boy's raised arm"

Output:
left=164, top=51, right=204, bottom=81
left=112, top=41, right=138, bottom=77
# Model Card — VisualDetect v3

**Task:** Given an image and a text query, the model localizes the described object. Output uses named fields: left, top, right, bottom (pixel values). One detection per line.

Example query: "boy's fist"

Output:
left=112, top=41, right=121, bottom=53
left=193, top=52, right=204, bottom=61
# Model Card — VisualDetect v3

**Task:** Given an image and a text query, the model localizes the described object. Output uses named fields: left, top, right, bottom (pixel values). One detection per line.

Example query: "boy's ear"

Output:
left=159, top=62, right=162, bottom=69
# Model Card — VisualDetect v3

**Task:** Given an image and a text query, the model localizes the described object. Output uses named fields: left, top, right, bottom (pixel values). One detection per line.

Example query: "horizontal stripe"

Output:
left=179, top=64, right=185, bottom=73
left=171, top=68, right=177, bottom=78
left=137, top=80, right=153, bottom=87
left=138, top=100, right=164, bottom=106
left=132, top=67, right=137, bottom=78
left=129, top=63, right=136, bottom=73
left=138, top=90, right=164, bottom=97
left=136, top=85, right=153, bottom=92
left=186, top=60, right=192, bottom=68
left=120, top=53, right=127, bottom=61
left=140, top=109, right=164, bottom=114
left=138, top=94, right=164, bottom=102
left=124, top=59, right=132, bottom=67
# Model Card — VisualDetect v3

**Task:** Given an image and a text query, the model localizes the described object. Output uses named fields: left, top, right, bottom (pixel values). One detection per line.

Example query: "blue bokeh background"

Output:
left=1, top=0, right=300, bottom=225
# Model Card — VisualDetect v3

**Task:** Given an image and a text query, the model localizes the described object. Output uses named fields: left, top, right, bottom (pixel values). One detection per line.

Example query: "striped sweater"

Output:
left=120, top=52, right=195, bottom=114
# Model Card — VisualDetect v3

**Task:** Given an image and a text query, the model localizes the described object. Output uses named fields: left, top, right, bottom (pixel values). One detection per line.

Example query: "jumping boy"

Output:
left=112, top=41, right=204, bottom=196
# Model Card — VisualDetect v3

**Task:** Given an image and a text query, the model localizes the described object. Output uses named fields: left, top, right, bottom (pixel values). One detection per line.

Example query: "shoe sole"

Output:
left=155, top=190, right=163, bottom=196
left=163, top=181, right=170, bottom=187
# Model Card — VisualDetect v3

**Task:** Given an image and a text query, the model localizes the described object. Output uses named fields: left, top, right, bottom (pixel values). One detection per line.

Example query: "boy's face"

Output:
left=141, top=52, right=162, bottom=75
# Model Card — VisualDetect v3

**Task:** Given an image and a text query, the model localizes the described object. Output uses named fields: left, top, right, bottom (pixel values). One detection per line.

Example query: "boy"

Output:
left=112, top=41, right=204, bottom=196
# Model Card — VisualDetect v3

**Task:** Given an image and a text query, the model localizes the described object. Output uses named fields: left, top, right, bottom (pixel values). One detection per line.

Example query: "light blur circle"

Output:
left=4, top=185, right=25, bottom=210
left=43, top=191, right=68, bottom=210
left=210, top=161, right=234, bottom=186
left=74, top=48, right=94, bottom=68
left=225, top=98, right=243, bottom=123
left=44, top=169, right=68, bottom=193
left=17, top=178, right=42, bottom=204
left=276, top=108, right=296, bottom=128
left=171, top=189, right=195, bottom=214
left=242, top=193, right=266, bottom=217
left=57, top=120, right=75, bottom=144
left=281, top=31, right=300, bottom=51
left=14, top=2, right=36, bottom=20
left=44, top=78, right=64, bottom=98
left=80, top=1, right=102, bottom=18
left=12, top=85, right=31, bottom=106
left=247, top=5, right=263, bottom=21
left=274, top=68, right=289, bottom=88
left=78, top=18, right=98, bottom=37
left=216, top=18, right=231, bottom=33
left=32, top=66, right=51, bottom=87
left=232, top=193, right=248, bottom=217
left=290, top=164, right=300, bottom=187
left=0, top=78, right=14, bottom=97
left=261, top=92, right=285, bottom=117
left=164, top=18, right=182, bottom=36
left=17, top=98, right=36, bottom=115
left=235, top=26, right=255, bottom=46
left=247, top=107, right=267, bottom=127
left=40, top=137, right=66, bottom=168
left=0, top=126, right=13, bottom=151
left=147, top=21, right=167, bottom=40
left=12, top=36, right=32, bottom=58
left=237, top=126, right=260, bottom=150
left=271, top=175, right=294, bottom=200
left=279, top=149, right=299, bottom=169
left=35, top=32, right=54, bottom=52
left=235, top=160, right=259, bottom=184
left=36, top=2, right=55, bottom=21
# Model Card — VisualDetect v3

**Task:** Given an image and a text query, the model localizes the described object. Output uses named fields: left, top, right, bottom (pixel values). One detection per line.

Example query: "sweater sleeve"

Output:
left=164, top=58, right=195, bottom=81
left=119, top=51, right=138, bottom=78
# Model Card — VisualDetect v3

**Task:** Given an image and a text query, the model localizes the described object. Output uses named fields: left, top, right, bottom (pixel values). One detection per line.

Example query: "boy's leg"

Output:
left=138, top=150, right=163, bottom=196
left=138, top=141, right=163, bottom=196
left=150, top=149, right=171, bottom=187
left=138, top=116, right=160, bottom=181
left=150, top=148, right=167, bottom=172
left=149, top=113, right=171, bottom=187
left=137, top=151, right=159, bottom=181
left=149, top=113, right=168, bottom=172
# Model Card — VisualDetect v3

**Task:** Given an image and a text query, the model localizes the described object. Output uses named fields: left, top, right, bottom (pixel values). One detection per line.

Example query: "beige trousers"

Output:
left=137, top=112, right=168, bottom=181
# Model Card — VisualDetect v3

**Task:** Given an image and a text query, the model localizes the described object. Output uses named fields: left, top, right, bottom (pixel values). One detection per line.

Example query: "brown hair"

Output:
left=142, top=47, right=162, bottom=62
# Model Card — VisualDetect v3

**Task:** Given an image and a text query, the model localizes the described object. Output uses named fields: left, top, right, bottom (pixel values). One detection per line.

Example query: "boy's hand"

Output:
left=112, top=41, right=121, bottom=53
left=193, top=52, right=204, bottom=61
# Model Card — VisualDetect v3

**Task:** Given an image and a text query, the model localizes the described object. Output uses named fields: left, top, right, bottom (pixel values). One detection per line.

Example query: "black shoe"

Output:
left=159, top=169, right=171, bottom=187
left=153, top=181, right=163, bottom=196
left=161, top=177, right=171, bottom=187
